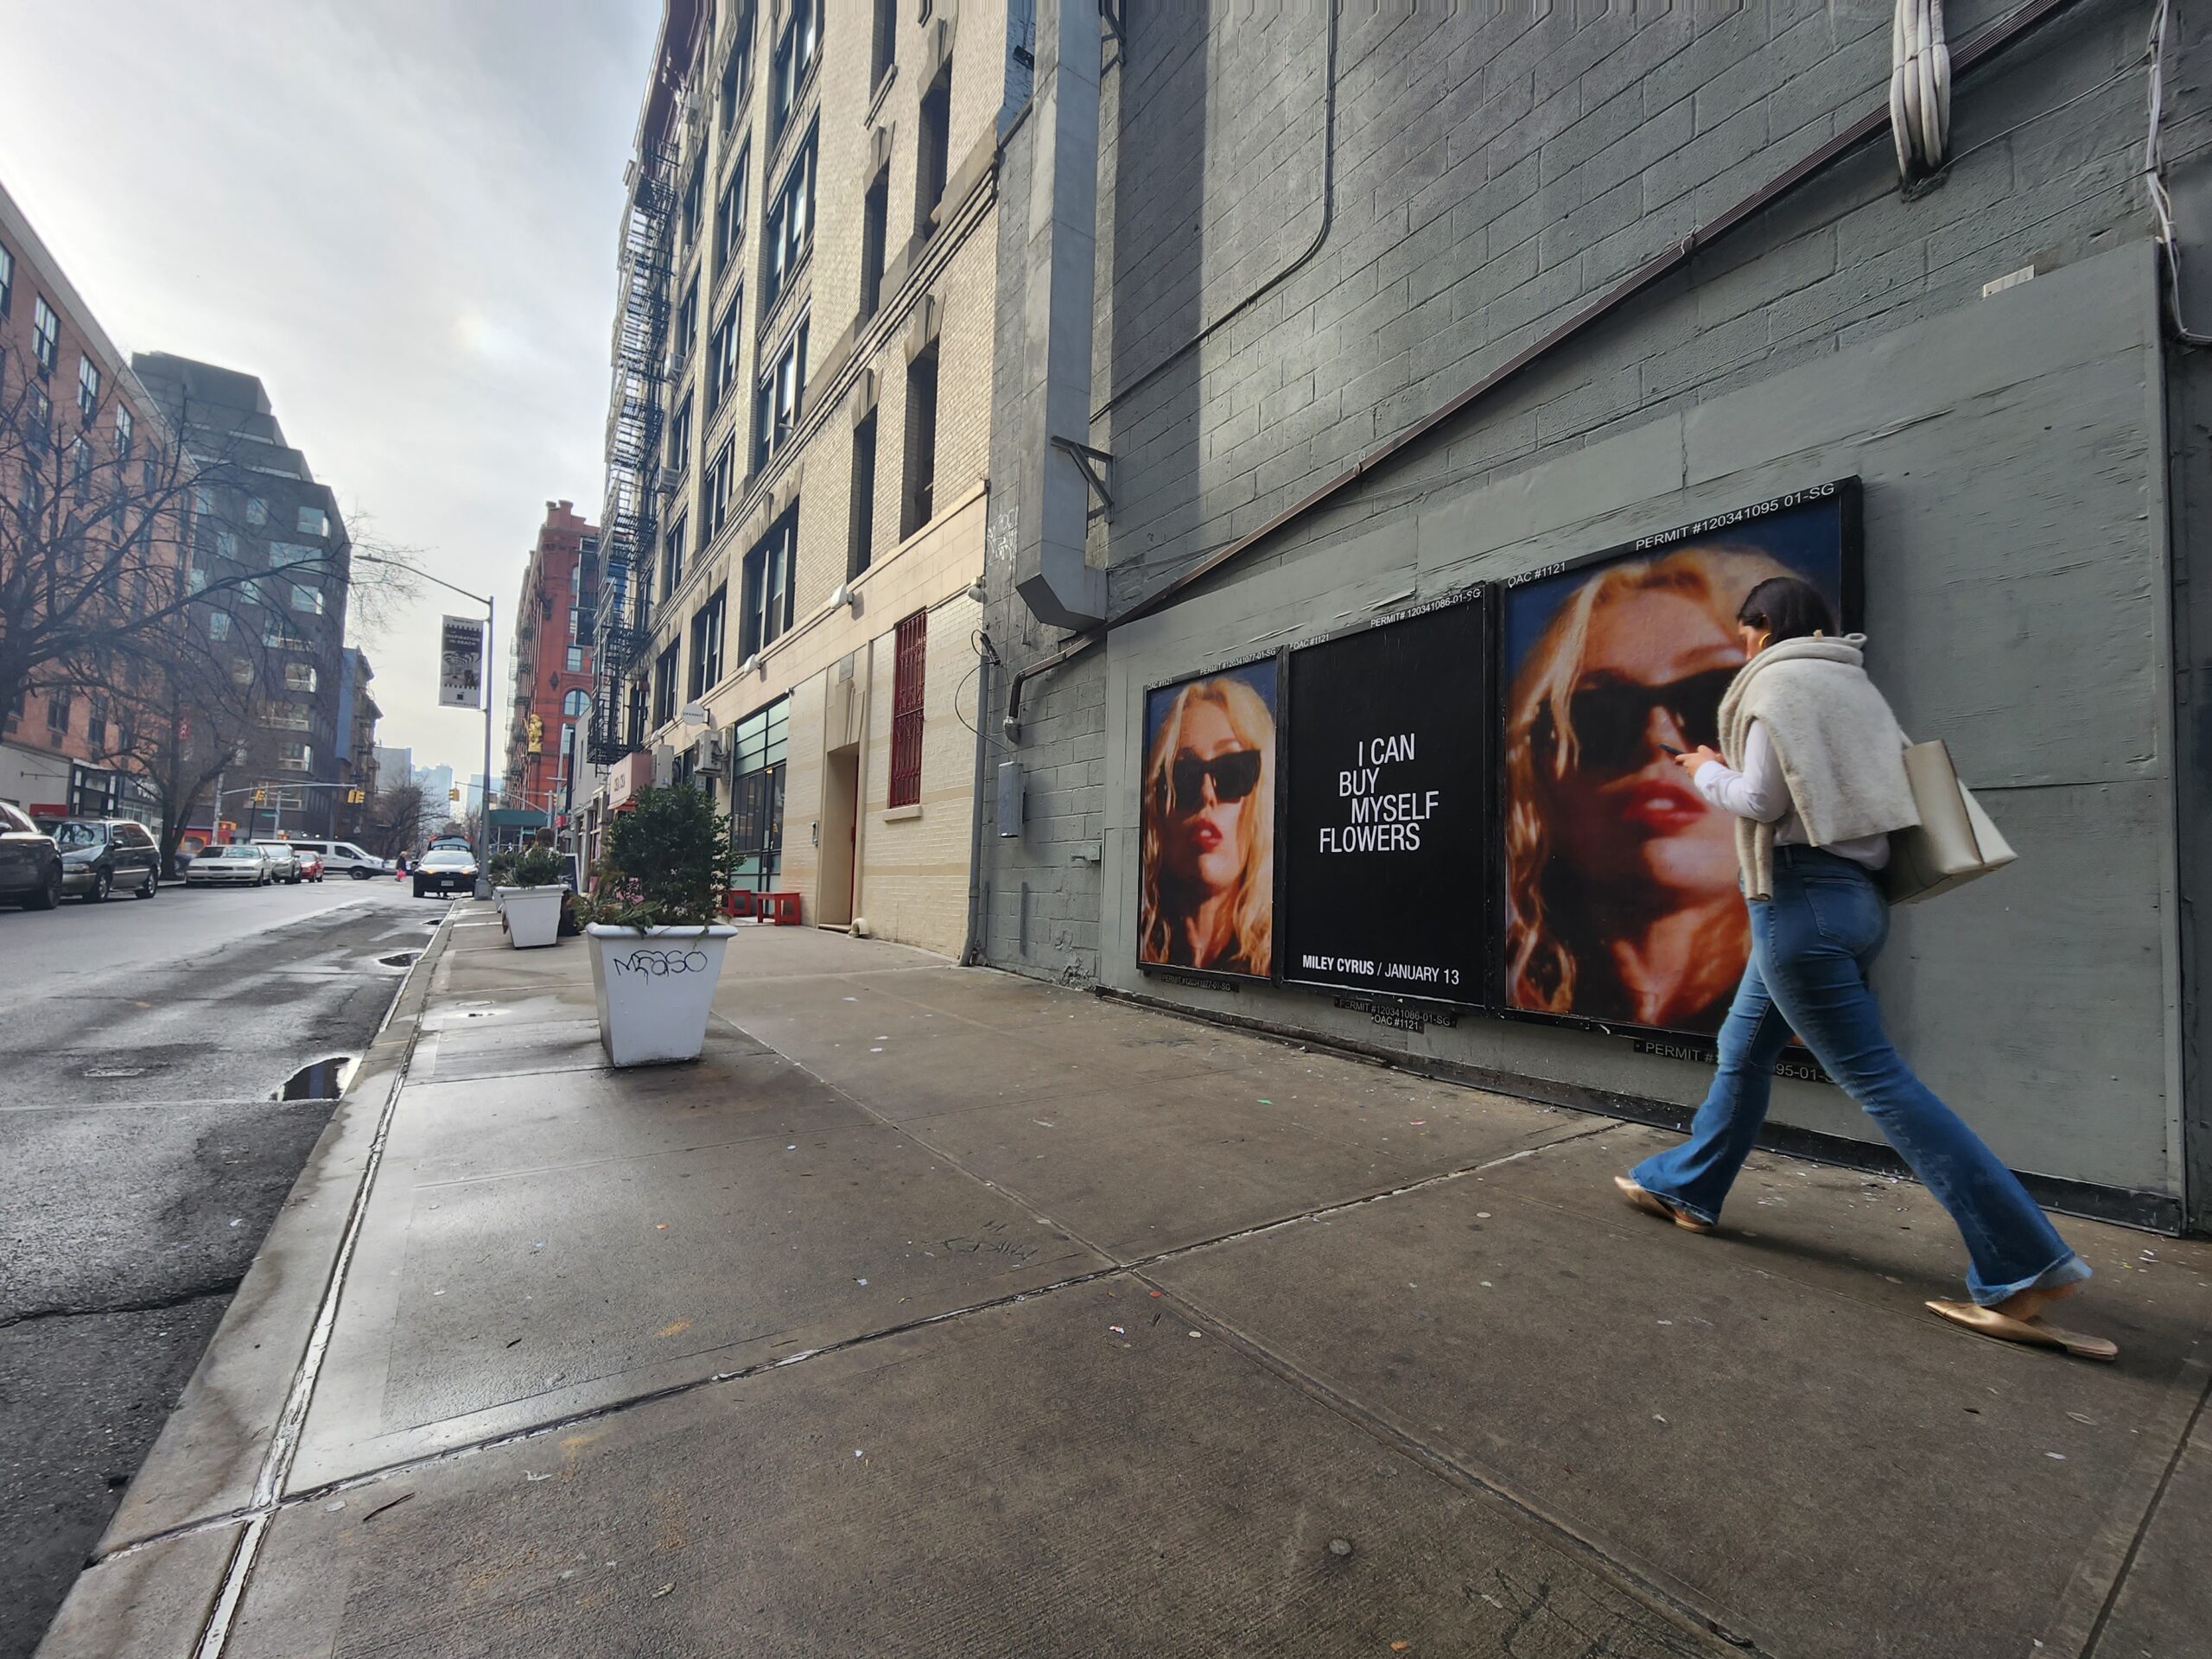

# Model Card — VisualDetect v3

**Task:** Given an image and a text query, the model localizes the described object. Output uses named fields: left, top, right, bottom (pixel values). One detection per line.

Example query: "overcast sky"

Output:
left=0, top=1, right=659, bottom=785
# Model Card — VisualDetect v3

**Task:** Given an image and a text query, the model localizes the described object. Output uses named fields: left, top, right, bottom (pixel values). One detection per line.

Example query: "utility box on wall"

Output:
left=996, top=761, right=1024, bottom=837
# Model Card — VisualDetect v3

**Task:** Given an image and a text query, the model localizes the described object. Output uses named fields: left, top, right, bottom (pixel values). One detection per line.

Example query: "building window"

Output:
left=859, top=168, right=890, bottom=324
left=207, top=610, right=230, bottom=641
left=26, top=385, right=50, bottom=451
left=652, top=641, right=680, bottom=727
left=77, top=355, right=100, bottom=420
left=188, top=564, right=208, bottom=595
left=715, top=147, right=748, bottom=276
left=87, top=695, right=109, bottom=750
left=728, top=696, right=789, bottom=889
left=33, top=296, right=59, bottom=373
left=114, top=404, right=132, bottom=453
left=269, top=702, right=312, bottom=732
left=663, top=513, right=688, bottom=598
left=676, top=277, right=699, bottom=361
left=764, top=126, right=816, bottom=310
left=216, top=529, right=239, bottom=561
left=901, top=344, right=939, bottom=538
left=269, top=540, right=319, bottom=569
left=869, top=0, right=897, bottom=86
left=690, top=586, right=727, bottom=695
left=740, top=509, right=797, bottom=660
left=888, top=609, right=927, bottom=807
left=770, top=0, right=822, bottom=146
left=563, top=689, right=590, bottom=717
left=0, top=243, right=12, bottom=316
left=298, top=505, right=328, bottom=537
left=915, top=59, right=953, bottom=238
left=719, top=9, right=753, bottom=130
left=682, top=159, right=705, bottom=249
left=706, top=437, right=735, bottom=538
left=754, top=317, right=808, bottom=474
left=245, top=495, right=268, bottom=525
left=708, top=298, right=741, bottom=415
left=70, top=437, right=92, bottom=498
left=47, top=692, right=72, bottom=735
left=626, top=678, right=649, bottom=749
left=849, top=410, right=877, bottom=579
left=292, top=582, right=324, bottom=614
left=566, top=645, right=584, bottom=672
left=669, top=395, right=693, bottom=475
left=284, top=661, right=317, bottom=691
left=265, top=620, right=309, bottom=651
left=279, top=741, right=313, bottom=772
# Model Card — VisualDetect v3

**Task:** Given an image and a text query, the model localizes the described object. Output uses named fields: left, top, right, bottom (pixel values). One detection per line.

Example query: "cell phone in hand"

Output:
left=1661, top=744, right=1685, bottom=757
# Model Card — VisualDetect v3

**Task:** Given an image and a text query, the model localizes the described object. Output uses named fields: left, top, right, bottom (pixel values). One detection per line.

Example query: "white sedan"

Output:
left=186, top=845, right=272, bottom=887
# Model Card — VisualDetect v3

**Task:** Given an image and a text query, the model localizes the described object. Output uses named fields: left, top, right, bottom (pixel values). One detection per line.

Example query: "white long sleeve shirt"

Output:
left=1693, top=720, right=1890, bottom=870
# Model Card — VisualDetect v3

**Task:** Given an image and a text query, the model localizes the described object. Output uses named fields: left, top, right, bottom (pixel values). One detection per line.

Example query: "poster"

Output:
left=438, top=614, right=486, bottom=709
left=1281, top=594, right=1491, bottom=1001
left=1137, top=658, right=1279, bottom=982
left=1497, top=480, right=1860, bottom=1037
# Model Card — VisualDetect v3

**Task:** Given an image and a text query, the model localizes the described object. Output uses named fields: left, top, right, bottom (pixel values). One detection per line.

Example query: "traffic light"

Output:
left=448, top=788, right=461, bottom=803
left=251, top=788, right=266, bottom=805
left=345, top=787, right=365, bottom=804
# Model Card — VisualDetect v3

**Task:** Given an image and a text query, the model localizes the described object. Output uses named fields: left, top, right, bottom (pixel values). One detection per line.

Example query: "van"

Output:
left=287, top=839, right=390, bottom=880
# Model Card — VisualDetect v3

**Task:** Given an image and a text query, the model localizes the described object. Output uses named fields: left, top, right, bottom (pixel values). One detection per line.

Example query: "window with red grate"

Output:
left=888, top=609, right=927, bottom=807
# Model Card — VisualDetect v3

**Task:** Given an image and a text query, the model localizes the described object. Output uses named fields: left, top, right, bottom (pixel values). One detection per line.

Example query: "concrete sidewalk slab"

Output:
left=222, top=1281, right=1733, bottom=1659
left=31, top=1524, right=239, bottom=1659
left=1151, top=1125, right=2212, bottom=1659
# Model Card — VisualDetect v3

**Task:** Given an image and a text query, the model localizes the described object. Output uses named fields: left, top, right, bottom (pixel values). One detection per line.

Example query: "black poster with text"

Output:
left=1281, top=594, right=1492, bottom=1002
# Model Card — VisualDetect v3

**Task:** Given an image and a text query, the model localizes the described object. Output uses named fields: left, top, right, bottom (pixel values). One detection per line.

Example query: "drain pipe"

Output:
left=1001, top=0, right=2086, bottom=726
left=961, top=638, right=995, bottom=963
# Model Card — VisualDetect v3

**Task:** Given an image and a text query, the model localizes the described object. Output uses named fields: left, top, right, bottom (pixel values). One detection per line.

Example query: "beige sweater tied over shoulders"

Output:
left=1718, top=634, right=1919, bottom=900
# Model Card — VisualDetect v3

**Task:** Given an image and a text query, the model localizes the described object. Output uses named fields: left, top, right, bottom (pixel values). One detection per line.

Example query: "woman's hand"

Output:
left=1673, top=745, right=1726, bottom=774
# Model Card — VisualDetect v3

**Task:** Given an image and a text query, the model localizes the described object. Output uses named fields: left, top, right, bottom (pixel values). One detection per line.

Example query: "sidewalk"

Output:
left=37, top=903, right=2212, bottom=1658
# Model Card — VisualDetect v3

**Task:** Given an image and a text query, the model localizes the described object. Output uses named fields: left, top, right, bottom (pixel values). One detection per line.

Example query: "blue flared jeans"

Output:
left=1630, top=846, right=2089, bottom=1307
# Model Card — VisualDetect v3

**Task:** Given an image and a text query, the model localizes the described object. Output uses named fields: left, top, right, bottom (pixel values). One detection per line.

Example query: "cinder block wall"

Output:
left=981, top=0, right=2212, bottom=1217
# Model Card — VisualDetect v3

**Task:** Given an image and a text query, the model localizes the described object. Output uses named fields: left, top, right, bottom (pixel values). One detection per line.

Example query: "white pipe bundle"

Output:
left=1891, top=0, right=1953, bottom=182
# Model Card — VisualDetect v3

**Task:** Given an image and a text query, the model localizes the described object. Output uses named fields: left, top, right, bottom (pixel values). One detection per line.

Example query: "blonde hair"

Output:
left=1503, top=544, right=1793, bottom=1014
left=1139, top=675, right=1276, bottom=974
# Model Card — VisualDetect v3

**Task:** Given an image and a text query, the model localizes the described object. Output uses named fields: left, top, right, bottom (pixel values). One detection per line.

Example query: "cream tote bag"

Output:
left=1881, top=739, right=2017, bottom=904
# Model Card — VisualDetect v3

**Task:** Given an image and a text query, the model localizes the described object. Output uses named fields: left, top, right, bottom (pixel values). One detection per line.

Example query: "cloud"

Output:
left=0, top=0, right=657, bottom=776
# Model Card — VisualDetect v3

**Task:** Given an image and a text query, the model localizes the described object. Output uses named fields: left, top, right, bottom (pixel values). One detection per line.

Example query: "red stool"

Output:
left=762, top=891, right=802, bottom=925
left=723, top=888, right=759, bottom=918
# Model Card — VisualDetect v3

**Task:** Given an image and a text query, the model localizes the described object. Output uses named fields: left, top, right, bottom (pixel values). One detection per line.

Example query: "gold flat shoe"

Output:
left=1613, top=1175, right=1714, bottom=1234
left=1925, top=1299, right=2118, bottom=1363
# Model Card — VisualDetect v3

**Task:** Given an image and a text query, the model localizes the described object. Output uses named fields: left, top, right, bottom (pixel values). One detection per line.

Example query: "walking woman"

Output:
left=1614, top=575, right=2114, bottom=1361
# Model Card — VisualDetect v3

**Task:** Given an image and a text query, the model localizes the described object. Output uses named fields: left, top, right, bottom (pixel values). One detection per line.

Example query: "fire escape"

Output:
left=588, top=130, right=679, bottom=765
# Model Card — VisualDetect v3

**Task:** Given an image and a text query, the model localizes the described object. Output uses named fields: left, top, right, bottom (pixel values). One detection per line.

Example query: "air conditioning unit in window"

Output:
left=693, top=734, right=726, bottom=778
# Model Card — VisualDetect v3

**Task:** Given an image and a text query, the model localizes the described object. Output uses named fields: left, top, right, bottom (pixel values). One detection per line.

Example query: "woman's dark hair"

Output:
left=1736, top=575, right=1834, bottom=643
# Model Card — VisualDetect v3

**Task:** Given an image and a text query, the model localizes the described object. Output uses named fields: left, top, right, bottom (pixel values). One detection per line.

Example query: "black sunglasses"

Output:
left=1167, top=748, right=1263, bottom=807
left=1548, top=667, right=1738, bottom=773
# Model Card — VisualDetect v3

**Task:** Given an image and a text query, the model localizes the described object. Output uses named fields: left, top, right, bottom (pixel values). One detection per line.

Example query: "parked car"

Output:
left=285, top=839, right=390, bottom=880
left=295, top=849, right=325, bottom=882
left=0, top=800, right=63, bottom=911
left=51, top=817, right=164, bottom=902
left=413, top=847, right=480, bottom=898
left=187, top=844, right=272, bottom=887
left=426, top=835, right=473, bottom=853
left=252, top=841, right=304, bottom=884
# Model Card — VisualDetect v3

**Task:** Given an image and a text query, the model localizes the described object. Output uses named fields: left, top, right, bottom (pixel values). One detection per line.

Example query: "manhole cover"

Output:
left=378, top=951, right=419, bottom=967
left=276, top=1056, right=357, bottom=1101
left=82, top=1065, right=150, bottom=1079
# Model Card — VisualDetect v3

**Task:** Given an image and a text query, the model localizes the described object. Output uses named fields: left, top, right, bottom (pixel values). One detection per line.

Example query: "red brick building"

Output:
left=0, top=178, right=184, bottom=823
left=504, top=500, right=599, bottom=819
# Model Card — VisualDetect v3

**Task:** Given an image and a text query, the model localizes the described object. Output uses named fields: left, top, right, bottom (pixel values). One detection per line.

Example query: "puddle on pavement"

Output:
left=276, top=1055, right=358, bottom=1102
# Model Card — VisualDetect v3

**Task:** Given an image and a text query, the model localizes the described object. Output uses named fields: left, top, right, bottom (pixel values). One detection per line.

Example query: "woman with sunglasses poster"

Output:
left=1138, top=667, right=1277, bottom=976
left=1504, top=544, right=1796, bottom=1032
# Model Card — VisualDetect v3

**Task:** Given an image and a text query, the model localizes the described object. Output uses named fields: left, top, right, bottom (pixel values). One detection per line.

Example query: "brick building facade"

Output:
left=504, top=499, right=599, bottom=821
left=978, top=1, right=2212, bottom=1232
left=0, top=179, right=182, bottom=824
left=586, top=0, right=1004, bottom=954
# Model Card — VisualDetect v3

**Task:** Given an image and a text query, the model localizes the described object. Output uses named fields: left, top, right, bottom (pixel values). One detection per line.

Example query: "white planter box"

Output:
left=500, top=886, right=564, bottom=949
left=586, top=925, right=736, bottom=1066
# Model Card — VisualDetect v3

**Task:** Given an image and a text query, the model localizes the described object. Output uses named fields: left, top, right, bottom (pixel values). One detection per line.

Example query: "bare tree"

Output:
left=365, top=780, right=429, bottom=861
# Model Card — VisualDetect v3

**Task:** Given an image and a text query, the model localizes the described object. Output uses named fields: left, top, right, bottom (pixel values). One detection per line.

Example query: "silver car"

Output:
left=252, top=841, right=304, bottom=884
left=187, top=844, right=272, bottom=887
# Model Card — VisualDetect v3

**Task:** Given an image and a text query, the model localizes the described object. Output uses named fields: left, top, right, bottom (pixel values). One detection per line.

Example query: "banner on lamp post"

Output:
left=438, top=614, right=486, bottom=709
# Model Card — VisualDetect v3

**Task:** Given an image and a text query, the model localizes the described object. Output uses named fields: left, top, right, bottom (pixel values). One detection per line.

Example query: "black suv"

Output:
left=0, top=801, right=62, bottom=910
left=51, top=818, right=164, bottom=902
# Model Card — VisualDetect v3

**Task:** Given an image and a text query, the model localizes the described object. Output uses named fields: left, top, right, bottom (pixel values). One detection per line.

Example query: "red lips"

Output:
left=1612, top=777, right=1706, bottom=835
left=1188, top=819, right=1224, bottom=851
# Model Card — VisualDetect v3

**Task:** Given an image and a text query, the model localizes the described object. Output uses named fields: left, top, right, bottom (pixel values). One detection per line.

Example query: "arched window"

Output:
left=562, top=690, right=589, bottom=717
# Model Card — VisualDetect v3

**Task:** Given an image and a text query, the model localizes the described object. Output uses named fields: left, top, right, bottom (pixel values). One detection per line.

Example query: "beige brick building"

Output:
left=588, top=0, right=1004, bottom=958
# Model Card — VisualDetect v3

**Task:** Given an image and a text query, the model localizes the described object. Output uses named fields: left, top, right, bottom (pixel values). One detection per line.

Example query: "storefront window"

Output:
left=728, top=696, right=788, bottom=890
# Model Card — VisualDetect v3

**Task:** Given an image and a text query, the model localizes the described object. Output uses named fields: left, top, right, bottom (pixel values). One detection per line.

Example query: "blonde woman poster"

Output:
left=1138, top=662, right=1278, bottom=979
left=1500, top=488, right=1854, bottom=1035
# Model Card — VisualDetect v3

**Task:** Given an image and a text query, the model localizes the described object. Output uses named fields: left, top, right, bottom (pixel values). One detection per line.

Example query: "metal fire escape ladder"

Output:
left=589, top=127, right=680, bottom=765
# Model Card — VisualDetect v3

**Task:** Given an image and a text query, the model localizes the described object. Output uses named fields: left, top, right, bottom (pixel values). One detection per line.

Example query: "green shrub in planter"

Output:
left=486, top=849, right=519, bottom=887
left=577, top=785, right=734, bottom=930
left=513, top=843, right=565, bottom=887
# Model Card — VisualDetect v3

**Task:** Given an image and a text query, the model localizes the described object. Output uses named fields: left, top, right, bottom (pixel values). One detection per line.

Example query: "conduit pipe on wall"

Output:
left=1000, top=0, right=2083, bottom=734
left=1892, top=0, right=1955, bottom=184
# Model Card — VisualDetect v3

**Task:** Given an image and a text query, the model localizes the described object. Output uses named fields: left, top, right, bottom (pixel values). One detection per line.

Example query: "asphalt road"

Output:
left=0, top=874, right=442, bottom=1659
